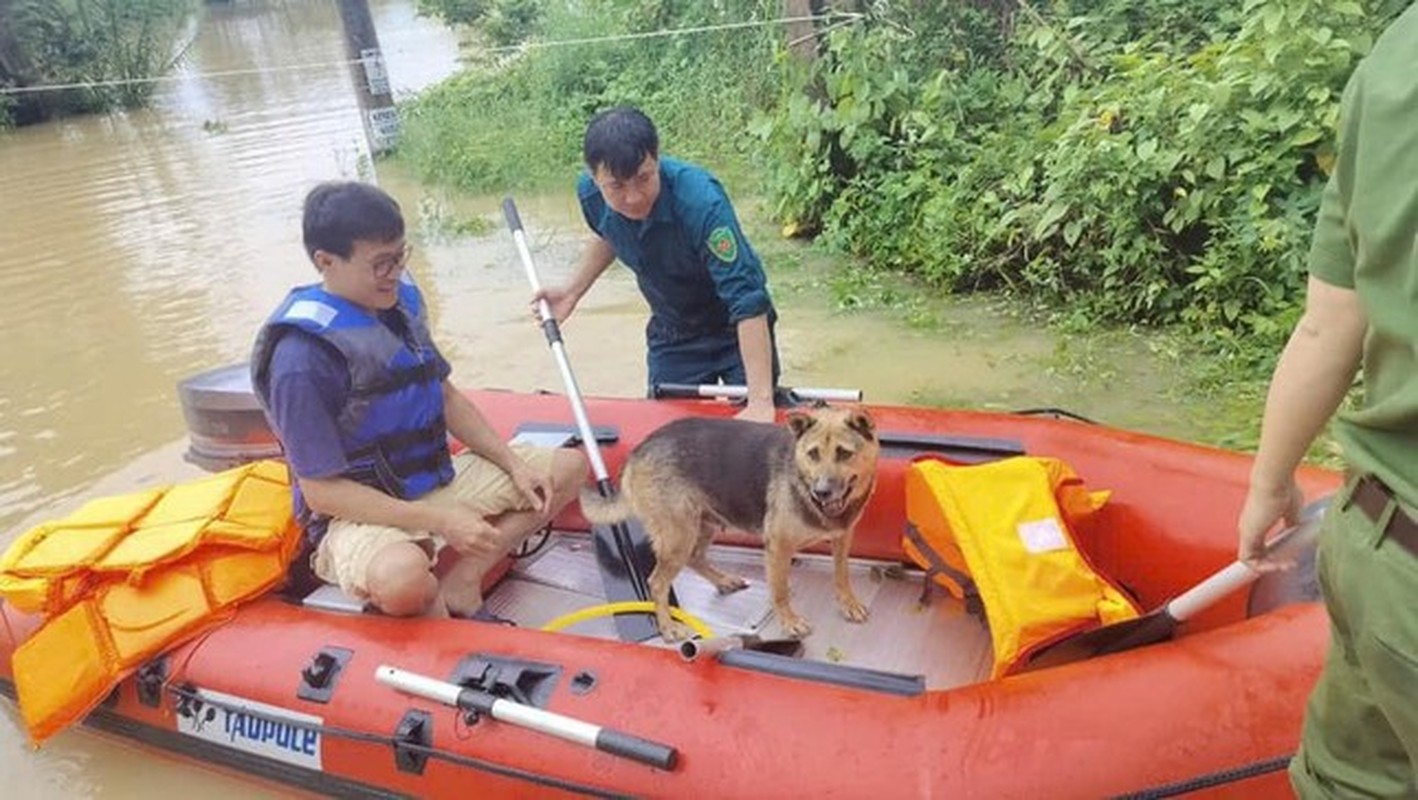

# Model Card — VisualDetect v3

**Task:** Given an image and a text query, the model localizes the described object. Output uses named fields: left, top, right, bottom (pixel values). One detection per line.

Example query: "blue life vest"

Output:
left=251, top=277, right=454, bottom=534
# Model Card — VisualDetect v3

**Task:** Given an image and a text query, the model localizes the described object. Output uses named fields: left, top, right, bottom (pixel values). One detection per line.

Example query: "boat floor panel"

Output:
left=497, top=535, right=993, bottom=689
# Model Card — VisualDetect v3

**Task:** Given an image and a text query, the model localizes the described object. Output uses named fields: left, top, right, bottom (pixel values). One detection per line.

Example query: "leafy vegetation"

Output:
left=0, top=0, right=195, bottom=126
left=758, top=0, right=1406, bottom=366
left=415, top=0, right=543, bottom=47
left=396, top=0, right=781, bottom=191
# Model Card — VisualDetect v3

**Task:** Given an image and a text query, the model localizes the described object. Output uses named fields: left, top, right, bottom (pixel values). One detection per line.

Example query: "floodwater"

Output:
left=0, top=0, right=1204, bottom=796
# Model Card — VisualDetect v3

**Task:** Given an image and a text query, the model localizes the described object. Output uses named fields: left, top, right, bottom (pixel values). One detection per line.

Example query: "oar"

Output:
left=502, top=197, right=663, bottom=642
left=376, top=665, right=677, bottom=770
left=1016, top=496, right=1331, bottom=673
left=651, top=382, right=863, bottom=404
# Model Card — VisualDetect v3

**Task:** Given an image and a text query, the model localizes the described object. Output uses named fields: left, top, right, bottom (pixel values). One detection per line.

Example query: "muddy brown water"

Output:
left=0, top=1, right=1203, bottom=795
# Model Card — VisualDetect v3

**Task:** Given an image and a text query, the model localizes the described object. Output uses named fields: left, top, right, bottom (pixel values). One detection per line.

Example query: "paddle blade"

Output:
left=1016, top=610, right=1179, bottom=672
left=592, top=519, right=665, bottom=642
left=1017, top=497, right=1331, bottom=674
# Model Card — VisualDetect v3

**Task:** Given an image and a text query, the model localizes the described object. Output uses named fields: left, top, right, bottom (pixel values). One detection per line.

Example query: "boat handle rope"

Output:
left=1111, top=753, right=1292, bottom=799
left=162, top=683, right=627, bottom=798
left=376, top=665, right=678, bottom=771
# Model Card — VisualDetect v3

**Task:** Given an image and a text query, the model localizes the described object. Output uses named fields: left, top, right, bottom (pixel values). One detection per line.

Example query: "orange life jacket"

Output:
left=904, top=456, right=1141, bottom=678
left=0, top=460, right=299, bottom=743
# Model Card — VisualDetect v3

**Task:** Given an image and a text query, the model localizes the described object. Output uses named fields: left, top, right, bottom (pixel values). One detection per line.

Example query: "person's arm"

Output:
left=690, top=176, right=778, bottom=421
left=735, top=314, right=777, bottom=423
left=441, top=381, right=550, bottom=513
left=533, top=236, right=616, bottom=323
left=1238, top=275, right=1366, bottom=569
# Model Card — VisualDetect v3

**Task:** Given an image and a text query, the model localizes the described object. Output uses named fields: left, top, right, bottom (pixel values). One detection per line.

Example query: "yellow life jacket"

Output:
left=0, top=460, right=299, bottom=743
left=904, top=456, right=1141, bottom=679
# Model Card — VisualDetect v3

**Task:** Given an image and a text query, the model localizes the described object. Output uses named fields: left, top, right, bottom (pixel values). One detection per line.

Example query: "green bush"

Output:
left=0, top=0, right=195, bottom=125
left=757, top=0, right=1403, bottom=361
left=396, top=0, right=782, bottom=192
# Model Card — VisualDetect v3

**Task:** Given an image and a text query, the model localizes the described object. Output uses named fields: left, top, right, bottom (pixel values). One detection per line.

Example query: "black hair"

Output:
left=582, top=106, right=659, bottom=179
left=301, top=181, right=405, bottom=262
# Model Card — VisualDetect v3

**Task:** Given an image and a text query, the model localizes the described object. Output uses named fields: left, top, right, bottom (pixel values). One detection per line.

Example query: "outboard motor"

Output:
left=176, top=363, right=282, bottom=472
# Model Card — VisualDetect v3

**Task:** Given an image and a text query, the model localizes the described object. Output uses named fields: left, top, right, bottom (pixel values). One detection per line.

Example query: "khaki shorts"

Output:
left=311, top=445, right=556, bottom=599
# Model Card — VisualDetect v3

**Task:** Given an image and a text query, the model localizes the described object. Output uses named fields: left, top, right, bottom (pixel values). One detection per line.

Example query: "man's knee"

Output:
left=365, top=542, right=437, bottom=616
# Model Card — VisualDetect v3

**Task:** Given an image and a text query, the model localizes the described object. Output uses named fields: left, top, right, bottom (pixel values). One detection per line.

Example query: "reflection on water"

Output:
left=0, top=0, right=461, bottom=537
left=0, top=0, right=461, bottom=796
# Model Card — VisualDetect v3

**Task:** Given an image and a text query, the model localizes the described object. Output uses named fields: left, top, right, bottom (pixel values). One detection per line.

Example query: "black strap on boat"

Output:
left=1010, top=407, right=1100, bottom=425
left=876, top=431, right=1025, bottom=463
left=1111, top=754, right=1292, bottom=799
left=164, top=684, right=631, bottom=799
left=902, top=522, right=977, bottom=598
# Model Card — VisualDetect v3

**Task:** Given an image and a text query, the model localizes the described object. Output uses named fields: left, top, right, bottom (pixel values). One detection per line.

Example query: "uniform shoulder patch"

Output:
left=707, top=226, right=738, bottom=264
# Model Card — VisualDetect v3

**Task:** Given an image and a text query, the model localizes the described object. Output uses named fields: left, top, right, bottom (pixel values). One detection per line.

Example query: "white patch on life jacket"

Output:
left=1017, top=518, right=1069, bottom=554
left=175, top=688, right=324, bottom=770
left=284, top=299, right=338, bottom=329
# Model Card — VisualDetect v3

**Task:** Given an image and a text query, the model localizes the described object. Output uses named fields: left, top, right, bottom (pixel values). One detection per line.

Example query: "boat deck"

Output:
left=487, top=533, right=995, bottom=690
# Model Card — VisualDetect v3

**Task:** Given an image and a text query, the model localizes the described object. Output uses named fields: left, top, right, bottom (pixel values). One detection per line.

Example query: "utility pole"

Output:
left=783, top=0, right=820, bottom=65
left=335, top=0, right=399, bottom=156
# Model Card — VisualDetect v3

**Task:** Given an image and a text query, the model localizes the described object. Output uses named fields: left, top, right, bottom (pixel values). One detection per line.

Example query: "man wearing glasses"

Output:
left=534, top=106, right=781, bottom=423
left=252, top=181, right=586, bottom=621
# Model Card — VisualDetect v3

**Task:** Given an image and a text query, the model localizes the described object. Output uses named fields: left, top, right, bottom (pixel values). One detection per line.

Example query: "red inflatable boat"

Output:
left=0, top=385, right=1339, bottom=799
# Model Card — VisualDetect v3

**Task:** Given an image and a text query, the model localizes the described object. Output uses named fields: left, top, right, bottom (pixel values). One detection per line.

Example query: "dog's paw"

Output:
left=658, top=620, right=697, bottom=643
left=837, top=594, right=869, bottom=623
left=779, top=614, right=813, bottom=639
left=713, top=574, right=750, bottom=595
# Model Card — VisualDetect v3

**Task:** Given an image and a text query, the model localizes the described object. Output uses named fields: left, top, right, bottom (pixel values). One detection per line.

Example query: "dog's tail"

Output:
left=578, top=485, right=634, bottom=525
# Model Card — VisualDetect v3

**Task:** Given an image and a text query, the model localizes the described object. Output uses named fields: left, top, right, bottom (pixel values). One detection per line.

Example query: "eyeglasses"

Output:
left=369, top=243, right=413, bottom=280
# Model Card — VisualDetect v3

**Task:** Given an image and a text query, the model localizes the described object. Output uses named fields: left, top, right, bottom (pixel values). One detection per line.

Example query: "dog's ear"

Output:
left=846, top=409, right=876, bottom=441
left=786, top=410, right=817, bottom=438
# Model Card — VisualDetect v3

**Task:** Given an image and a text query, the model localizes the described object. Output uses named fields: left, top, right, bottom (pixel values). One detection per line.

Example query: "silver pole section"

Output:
left=376, top=665, right=678, bottom=770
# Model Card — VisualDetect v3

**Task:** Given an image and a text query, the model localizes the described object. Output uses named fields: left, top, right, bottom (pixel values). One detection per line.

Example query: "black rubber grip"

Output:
left=649, top=383, right=703, bottom=399
left=595, top=728, right=678, bottom=770
left=455, top=688, right=497, bottom=715
left=502, top=197, right=523, bottom=232
left=540, top=317, right=562, bottom=346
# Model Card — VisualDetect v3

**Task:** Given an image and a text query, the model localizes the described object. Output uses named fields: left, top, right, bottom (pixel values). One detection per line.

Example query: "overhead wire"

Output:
left=0, top=11, right=864, bottom=97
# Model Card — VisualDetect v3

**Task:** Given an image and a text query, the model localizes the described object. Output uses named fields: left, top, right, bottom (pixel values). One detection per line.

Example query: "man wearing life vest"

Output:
left=252, top=181, right=587, bottom=619
left=1237, top=7, right=1418, bottom=797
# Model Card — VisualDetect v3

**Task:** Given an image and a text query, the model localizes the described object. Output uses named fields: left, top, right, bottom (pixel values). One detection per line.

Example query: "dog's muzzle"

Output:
left=811, top=481, right=851, bottom=517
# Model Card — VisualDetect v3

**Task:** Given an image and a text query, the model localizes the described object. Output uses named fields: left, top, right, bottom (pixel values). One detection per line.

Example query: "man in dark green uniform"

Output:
left=534, top=106, right=781, bottom=423
left=1237, top=6, right=1417, bottom=796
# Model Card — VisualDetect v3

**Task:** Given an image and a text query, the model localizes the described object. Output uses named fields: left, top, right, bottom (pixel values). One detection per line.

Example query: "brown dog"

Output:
left=579, top=407, right=879, bottom=640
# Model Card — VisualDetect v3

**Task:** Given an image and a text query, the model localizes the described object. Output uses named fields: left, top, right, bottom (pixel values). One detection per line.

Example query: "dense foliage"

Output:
left=399, top=0, right=1407, bottom=370
left=415, top=0, right=543, bottom=47
left=0, top=0, right=195, bottom=126
left=758, top=0, right=1407, bottom=359
left=397, top=0, right=781, bottom=190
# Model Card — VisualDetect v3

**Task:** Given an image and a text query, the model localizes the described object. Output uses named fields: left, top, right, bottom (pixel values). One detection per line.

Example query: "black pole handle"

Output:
left=502, top=196, right=524, bottom=233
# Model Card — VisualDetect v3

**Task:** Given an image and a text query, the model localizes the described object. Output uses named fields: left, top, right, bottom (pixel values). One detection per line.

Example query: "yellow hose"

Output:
left=540, top=601, right=714, bottom=639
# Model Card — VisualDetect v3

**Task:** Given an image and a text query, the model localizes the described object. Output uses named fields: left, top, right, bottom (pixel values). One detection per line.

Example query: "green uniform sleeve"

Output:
left=1306, top=70, right=1361, bottom=289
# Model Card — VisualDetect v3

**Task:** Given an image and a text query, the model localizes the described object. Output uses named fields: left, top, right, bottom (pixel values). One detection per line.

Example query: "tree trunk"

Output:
left=782, top=0, right=818, bottom=65
left=0, top=0, right=35, bottom=86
